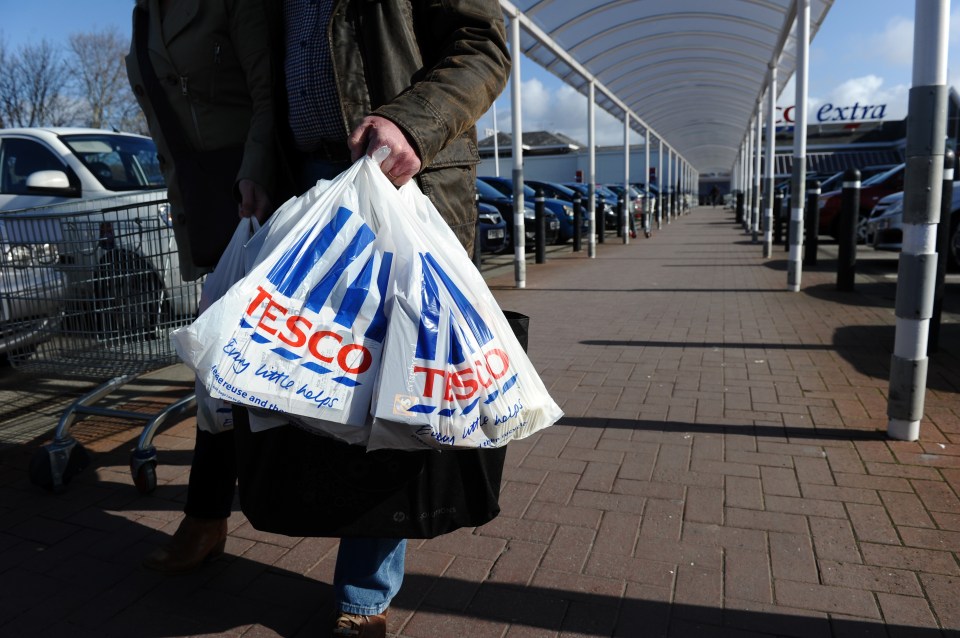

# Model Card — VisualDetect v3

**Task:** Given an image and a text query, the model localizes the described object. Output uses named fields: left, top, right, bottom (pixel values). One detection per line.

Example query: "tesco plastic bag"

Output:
left=363, top=166, right=563, bottom=450
left=173, top=155, right=562, bottom=450
left=171, top=159, right=388, bottom=444
left=195, top=217, right=257, bottom=434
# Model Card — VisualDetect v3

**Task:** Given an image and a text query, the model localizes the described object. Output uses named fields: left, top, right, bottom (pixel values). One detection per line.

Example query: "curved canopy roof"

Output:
left=504, top=0, right=835, bottom=174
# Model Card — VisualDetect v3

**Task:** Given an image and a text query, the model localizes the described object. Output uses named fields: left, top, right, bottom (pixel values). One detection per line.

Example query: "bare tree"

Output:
left=0, top=39, right=72, bottom=127
left=67, top=28, right=133, bottom=130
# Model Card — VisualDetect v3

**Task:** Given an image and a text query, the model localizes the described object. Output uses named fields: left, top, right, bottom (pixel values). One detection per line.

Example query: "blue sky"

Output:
left=2, top=0, right=957, bottom=146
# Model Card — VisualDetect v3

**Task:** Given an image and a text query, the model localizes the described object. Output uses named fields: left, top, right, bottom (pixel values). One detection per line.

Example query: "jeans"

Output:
left=335, top=538, right=407, bottom=615
left=298, top=151, right=406, bottom=615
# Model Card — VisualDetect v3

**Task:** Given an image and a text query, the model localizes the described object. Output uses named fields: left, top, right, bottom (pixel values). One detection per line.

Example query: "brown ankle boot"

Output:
left=142, top=515, right=227, bottom=574
left=332, top=609, right=388, bottom=638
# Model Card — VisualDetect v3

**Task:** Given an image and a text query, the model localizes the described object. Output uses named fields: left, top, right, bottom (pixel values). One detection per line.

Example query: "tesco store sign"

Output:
left=777, top=102, right=887, bottom=124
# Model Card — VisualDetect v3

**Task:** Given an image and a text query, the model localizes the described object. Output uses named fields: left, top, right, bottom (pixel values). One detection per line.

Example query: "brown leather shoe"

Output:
left=331, top=609, right=388, bottom=638
left=142, top=515, right=227, bottom=574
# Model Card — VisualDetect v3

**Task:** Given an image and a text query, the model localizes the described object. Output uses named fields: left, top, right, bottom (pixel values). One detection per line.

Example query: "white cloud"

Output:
left=867, top=16, right=914, bottom=69
left=477, top=80, right=627, bottom=147
left=824, top=75, right=910, bottom=120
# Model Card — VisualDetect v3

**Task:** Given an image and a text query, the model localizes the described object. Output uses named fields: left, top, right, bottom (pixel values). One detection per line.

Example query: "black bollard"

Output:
left=572, top=193, right=582, bottom=252
left=784, top=189, right=791, bottom=252
left=773, top=190, right=784, bottom=245
left=616, top=195, right=624, bottom=238
left=929, top=149, right=955, bottom=354
left=736, top=191, right=745, bottom=225
left=534, top=188, right=546, bottom=264
left=473, top=219, right=482, bottom=269
left=837, top=168, right=861, bottom=291
left=597, top=198, right=606, bottom=244
left=804, top=180, right=821, bottom=267
left=473, top=192, right=482, bottom=269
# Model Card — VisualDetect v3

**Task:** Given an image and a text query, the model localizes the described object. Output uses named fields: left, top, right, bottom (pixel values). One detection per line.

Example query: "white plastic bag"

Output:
left=172, top=159, right=388, bottom=444
left=364, top=166, right=563, bottom=450
left=195, top=217, right=257, bottom=434
left=174, top=156, right=562, bottom=449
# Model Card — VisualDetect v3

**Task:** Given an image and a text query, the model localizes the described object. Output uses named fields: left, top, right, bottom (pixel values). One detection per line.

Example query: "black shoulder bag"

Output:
left=231, top=313, right=529, bottom=539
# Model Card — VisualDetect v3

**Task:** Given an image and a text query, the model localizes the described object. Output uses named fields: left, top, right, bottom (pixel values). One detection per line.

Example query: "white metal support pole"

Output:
left=509, top=12, right=525, bottom=288
left=623, top=115, right=630, bottom=244
left=588, top=81, right=597, bottom=258
left=745, top=122, right=755, bottom=233
left=657, top=137, right=663, bottom=229
left=763, top=63, right=777, bottom=257
left=736, top=142, right=747, bottom=228
left=644, top=127, right=652, bottom=235
left=788, top=0, right=810, bottom=291
left=492, top=106, right=500, bottom=177
left=753, top=103, right=763, bottom=242
left=666, top=147, right=673, bottom=223
left=887, top=0, right=951, bottom=442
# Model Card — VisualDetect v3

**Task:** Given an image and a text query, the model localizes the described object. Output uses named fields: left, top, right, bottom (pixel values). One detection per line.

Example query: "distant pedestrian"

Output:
left=709, top=185, right=721, bottom=207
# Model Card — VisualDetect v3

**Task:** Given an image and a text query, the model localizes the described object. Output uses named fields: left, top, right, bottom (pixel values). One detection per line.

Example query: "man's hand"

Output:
left=348, top=115, right=422, bottom=185
left=237, top=179, right=272, bottom=223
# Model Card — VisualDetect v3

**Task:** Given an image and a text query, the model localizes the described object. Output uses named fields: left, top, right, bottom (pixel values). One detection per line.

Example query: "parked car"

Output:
left=867, top=187, right=960, bottom=271
left=474, top=178, right=559, bottom=248
left=476, top=201, right=507, bottom=253
left=0, top=127, right=198, bottom=351
left=0, top=215, right=64, bottom=361
left=605, top=183, right=645, bottom=228
left=523, top=179, right=591, bottom=236
left=864, top=192, right=904, bottom=249
left=818, top=163, right=905, bottom=240
left=479, top=176, right=573, bottom=242
left=561, top=182, right=619, bottom=229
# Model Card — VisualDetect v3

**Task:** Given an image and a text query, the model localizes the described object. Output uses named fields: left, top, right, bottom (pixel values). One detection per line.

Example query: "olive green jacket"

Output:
left=126, top=0, right=274, bottom=280
left=273, top=0, right=511, bottom=251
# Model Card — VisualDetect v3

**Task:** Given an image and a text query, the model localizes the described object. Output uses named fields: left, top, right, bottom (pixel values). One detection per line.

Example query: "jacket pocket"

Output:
left=427, top=136, right=480, bottom=169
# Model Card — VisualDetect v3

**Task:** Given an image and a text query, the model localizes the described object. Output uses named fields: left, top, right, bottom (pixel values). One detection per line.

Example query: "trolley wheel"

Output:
left=28, top=443, right=90, bottom=492
left=131, top=459, right=158, bottom=494
left=95, top=249, right=166, bottom=340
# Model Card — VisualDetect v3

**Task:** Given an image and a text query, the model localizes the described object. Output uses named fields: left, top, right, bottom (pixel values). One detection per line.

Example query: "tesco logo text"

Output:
left=245, top=286, right=373, bottom=375
left=414, top=348, right=511, bottom=401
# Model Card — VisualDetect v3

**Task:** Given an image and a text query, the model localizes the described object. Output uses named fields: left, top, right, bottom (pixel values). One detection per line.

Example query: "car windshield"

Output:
left=596, top=185, right=618, bottom=198
left=816, top=172, right=844, bottom=191
left=61, top=133, right=165, bottom=191
left=531, top=181, right=576, bottom=198
left=484, top=178, right=537, bottom=198
left=476, top=179, right=507, bottom=199
left=862, top=164, right=903, bottom=187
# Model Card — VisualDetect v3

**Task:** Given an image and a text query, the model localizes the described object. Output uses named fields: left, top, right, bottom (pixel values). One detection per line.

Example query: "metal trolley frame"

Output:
left=0, top=192, right=201, bottom=493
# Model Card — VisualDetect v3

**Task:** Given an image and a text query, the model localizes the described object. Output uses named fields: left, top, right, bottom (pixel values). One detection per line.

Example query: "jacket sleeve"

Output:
left=228, top=0, right=275, bottom=194
left=372, top=0, right=511, bottom=169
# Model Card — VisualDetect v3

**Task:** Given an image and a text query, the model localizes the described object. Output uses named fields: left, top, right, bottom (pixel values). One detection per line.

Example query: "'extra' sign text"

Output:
left=776, top=102, right=887, bottom=125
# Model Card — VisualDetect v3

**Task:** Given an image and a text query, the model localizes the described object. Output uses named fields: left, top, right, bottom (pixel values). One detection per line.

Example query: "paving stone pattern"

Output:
left=1, top=207, right=959, bottom=637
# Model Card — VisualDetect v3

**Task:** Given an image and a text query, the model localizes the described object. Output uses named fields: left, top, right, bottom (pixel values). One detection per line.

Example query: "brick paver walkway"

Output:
left=1, top=206, right=959, bottom=637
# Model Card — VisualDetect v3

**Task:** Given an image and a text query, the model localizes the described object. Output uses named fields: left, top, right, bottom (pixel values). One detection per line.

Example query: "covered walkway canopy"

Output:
left=503, top=0, right=834, bottom=175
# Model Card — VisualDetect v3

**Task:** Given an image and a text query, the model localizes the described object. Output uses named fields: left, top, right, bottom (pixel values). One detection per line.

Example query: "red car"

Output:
left=817, top=164, right=904, bottom=240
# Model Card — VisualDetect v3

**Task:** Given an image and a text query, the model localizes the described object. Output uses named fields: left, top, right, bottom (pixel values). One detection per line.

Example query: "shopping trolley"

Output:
left=0, top=192, right=202, bottom=493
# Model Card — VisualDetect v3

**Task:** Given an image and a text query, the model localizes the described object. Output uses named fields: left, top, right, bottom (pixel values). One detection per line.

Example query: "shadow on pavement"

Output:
left=0, top=494, right=947, bottom=638
left=560, top=416, right=886, bottom=442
